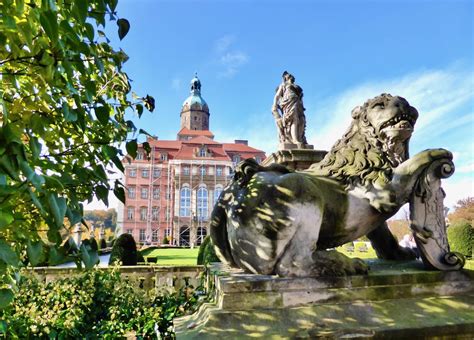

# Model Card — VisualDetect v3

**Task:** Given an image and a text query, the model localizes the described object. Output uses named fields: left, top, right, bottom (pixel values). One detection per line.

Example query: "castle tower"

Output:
left=180, top=74, right=210, bottom=131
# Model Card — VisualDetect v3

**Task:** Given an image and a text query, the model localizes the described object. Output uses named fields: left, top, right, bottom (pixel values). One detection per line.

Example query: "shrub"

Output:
left=197, top=236, right=221, bottom=265
left=0, top=269, right=203, bottom=338
left=109, top=234, right=138, bottom=266
left=447, top=220, right=474, bottom=257
left=162, top=236, right=170, bottom=245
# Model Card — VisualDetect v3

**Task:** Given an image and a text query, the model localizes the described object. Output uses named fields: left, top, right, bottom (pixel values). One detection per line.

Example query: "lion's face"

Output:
left=365, top=95, right=418, bottom=143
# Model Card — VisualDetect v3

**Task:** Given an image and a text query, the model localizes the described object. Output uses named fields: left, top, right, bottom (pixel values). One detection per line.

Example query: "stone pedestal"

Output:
left=262, top=149, right=327, bottom=171
left=175, top=261, right=474, bottom=339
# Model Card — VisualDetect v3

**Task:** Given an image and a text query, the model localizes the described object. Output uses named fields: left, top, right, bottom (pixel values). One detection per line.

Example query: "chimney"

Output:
left=234, top=139, right=248, bottom=145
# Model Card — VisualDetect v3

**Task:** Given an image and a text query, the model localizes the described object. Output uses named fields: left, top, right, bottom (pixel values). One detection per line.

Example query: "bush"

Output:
left=0, top=269, right=203, bottom=338
left=109, top=234, right=138, bottom=266
left=162, top=236, right=170, bottom=245
left=197, top=236, right=221, bottom=265
left=447, top=220, right=474, bottom=257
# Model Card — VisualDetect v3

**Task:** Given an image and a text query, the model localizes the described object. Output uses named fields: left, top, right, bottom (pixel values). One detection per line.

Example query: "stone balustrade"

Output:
left=26, top=265, right=204, bottom=292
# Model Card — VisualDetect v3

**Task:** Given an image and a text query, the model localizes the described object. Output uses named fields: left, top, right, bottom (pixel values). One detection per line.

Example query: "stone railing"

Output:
left=27, top=265, right=204, bottom=292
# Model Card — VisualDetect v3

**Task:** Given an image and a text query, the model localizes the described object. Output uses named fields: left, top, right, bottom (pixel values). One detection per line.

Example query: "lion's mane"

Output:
left=309, top=94, right=410, bottom=189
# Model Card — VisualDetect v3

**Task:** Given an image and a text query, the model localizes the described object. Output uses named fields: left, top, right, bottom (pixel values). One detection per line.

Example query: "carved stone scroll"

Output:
left=410, top=158, right=465, bottom=270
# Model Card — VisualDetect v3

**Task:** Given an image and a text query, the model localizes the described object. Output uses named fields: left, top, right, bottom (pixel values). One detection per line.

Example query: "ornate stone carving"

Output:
left=272, top=71, right=311, bottom=150
left=410, top=158, right=465, bottom=270
left=211, top=93, right=463, bottom=277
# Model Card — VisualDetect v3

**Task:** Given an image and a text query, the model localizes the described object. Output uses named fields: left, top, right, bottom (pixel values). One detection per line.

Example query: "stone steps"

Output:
left=175, top=261, right=474, bottom=339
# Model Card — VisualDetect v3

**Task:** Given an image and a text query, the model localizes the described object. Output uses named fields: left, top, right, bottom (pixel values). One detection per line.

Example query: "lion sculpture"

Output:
left=210, top=93, right=462, bottom=276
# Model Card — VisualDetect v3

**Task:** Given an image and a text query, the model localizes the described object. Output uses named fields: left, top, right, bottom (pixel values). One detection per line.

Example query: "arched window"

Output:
left=179, top=225, right=190, bottom=246
left=197, top=187, right=208, bottom=221
left=180, top=186, right=191, bottom=217
left=214, top=186, right=223, bottom=207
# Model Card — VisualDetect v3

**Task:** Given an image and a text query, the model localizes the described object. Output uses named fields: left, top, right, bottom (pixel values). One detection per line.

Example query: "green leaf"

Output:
left=84, top=22, right=95, bottom=41
left=143, top=94, right=155, bottom=112
left=40, top=10, right=59, bottom=45
left=27, top=240, right=44, bottom=266
left=126, top=139, right=137, bottom=159
left=117, top=18, right=130, bottom=40
left=142, top=141, right=151, bottom=155
left=138, top=129, right=153, bottom=137
left=113, top=185, right=125, bottom=204
left=73, top=0, right=88, bottom=23
left=95, top=106, right=109, bottom=125
left=62, top=102, right=77, bottom=122
left=136, top=103, right=144, bottom=117
left=0, top=212, right=13, bottom=230
left=47, top=193, right=67, bottom=228
left=28, top=136, right=42, bottom=159
left=96, top=185, right=109, bottom=205
left=0, top=240, right=18, bottom=266
left=19, top=161, right=45, bottom=189
left=0, top=289, right=14, bottom=309
left=111, top=155, right=125, bottom=172
left=80, top=240, right=99, bottom=269
left=48, top=246, right=67, bottom=265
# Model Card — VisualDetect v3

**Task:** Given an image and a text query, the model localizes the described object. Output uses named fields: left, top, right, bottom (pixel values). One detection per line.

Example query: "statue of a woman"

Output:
left=272, top=71, right=307, bottom=146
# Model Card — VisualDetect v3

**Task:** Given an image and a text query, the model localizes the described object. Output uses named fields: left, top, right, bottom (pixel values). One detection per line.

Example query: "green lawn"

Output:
left=336, top=241, right=377, bottom=259
left=141, top=247, right=200, bottom=266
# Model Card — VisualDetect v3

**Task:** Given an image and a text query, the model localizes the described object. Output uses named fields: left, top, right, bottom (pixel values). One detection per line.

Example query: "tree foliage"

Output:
left=448, top=197, right=474, bottom=225
left=0, top=0, right=154, bottom=307
left=109, top=233, right=138, bottom=266
left=447, top=220, right=473, bottom=257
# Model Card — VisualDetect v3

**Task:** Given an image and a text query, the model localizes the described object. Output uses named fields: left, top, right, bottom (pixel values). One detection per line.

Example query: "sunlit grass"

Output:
left=141, top=247, right=200, bottom=266
left=336, top=242, right=377, bottom=259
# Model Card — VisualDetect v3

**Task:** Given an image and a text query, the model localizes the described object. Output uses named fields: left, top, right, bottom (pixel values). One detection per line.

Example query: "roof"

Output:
left=177, top=128, right=215, bottom=138
left=174, top=144, right=231, bottom=161
left=183, top=135, right=221, bottom=145
left=222, top=143, right=265, bottom=153
left=149, top=140, right=182, bottom=149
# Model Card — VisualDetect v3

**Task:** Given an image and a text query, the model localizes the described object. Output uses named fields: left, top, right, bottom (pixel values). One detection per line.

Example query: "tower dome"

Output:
left=180, top=74, right=210, bottom=131
left=182, top=74, right=209, bottom=112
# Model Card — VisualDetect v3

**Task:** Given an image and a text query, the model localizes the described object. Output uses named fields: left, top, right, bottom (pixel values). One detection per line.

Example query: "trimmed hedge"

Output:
left=447, top=220, right=474, bottom=257
left=109, top=234, right=138, bottom=265
left=197, top=236, right=220, bottom=265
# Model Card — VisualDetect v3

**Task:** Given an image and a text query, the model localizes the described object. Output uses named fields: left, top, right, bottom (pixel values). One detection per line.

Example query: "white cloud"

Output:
left=213, top=35, right=249, bottom=78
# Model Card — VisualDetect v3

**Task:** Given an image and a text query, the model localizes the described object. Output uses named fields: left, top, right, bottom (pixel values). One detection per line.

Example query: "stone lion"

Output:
left=210, top=94, right=454, bottom=276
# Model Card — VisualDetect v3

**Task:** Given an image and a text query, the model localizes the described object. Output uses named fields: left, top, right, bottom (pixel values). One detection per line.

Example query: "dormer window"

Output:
left=136, top=152, right=143, bottom=160
left=199, top=148, right=206, bottom=157
left=232, top=155, right=241, bottom=165
left=160, top=153, right=168, bottom=161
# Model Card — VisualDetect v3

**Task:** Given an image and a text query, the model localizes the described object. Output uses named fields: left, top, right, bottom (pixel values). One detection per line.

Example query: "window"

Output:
left=166, top=207, right=170, bottom=220
left=129, top=168, right=136, bottom=177
left=232, top=155, right=240, bottom=165
left=127, top=207, right=134, bottom=220
left=164, top=228, right=171, bottom=238
left=136, top=152, right=144, bottom=160
left=183, top=166, right=190, bottom=175
left=140, top=187, right=148, bottom=199
left=153, top=168, right=161, bottom=178
left=139, top=229, right=146, bottom=242
left=140, top=207, right=147, bottom=221
left=216, top=167, right=223, bottom=176
left=141, top=168, right=149, bottom=178
left=255, top=156, right=262, bottom=164
left=126, top=229, right=133, bottom=235
left=152, top=206, right=159, bottom=221
left=152, top=229, right=159, bottom=243
left=200, top=167, right=206, bottom=176
left=180, top=187, right=191, bottom=217
left=128, top=186, right=136, bottom=199
left=160, top=153, right=168, bottom=161
left=199, top=148, right=206, bottom=157
left=214, top=187, right=223, bottom=206
left=153, top=186, right=160, bottom=199
left=197, top=187, right=208, bottom=221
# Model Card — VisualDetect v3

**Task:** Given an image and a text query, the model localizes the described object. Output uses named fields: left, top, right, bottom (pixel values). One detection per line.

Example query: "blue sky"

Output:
left=92, top=0, right=473, bottom=211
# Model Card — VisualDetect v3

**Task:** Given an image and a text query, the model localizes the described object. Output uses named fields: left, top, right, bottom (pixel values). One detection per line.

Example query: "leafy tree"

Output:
left=109, top=233, right=138, bottom=266
left=197, top=235, right=220, bottom=265
left=0, top=0, right=154, bottom=307
left=447, top=220, right=474, bottom=257
left=448, top=197, right=474, bottom=224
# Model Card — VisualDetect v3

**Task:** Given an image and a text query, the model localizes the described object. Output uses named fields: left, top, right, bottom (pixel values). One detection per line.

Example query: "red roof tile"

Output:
left=222, top=143, right=265, bottom=153
left=177, top=128, right=215, bottom=138
left=183, top=135, right=221, bottom=145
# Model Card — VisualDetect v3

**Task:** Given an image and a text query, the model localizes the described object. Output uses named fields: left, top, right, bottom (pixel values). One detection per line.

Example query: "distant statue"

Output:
left=272, top=71, right=307, bottom=146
